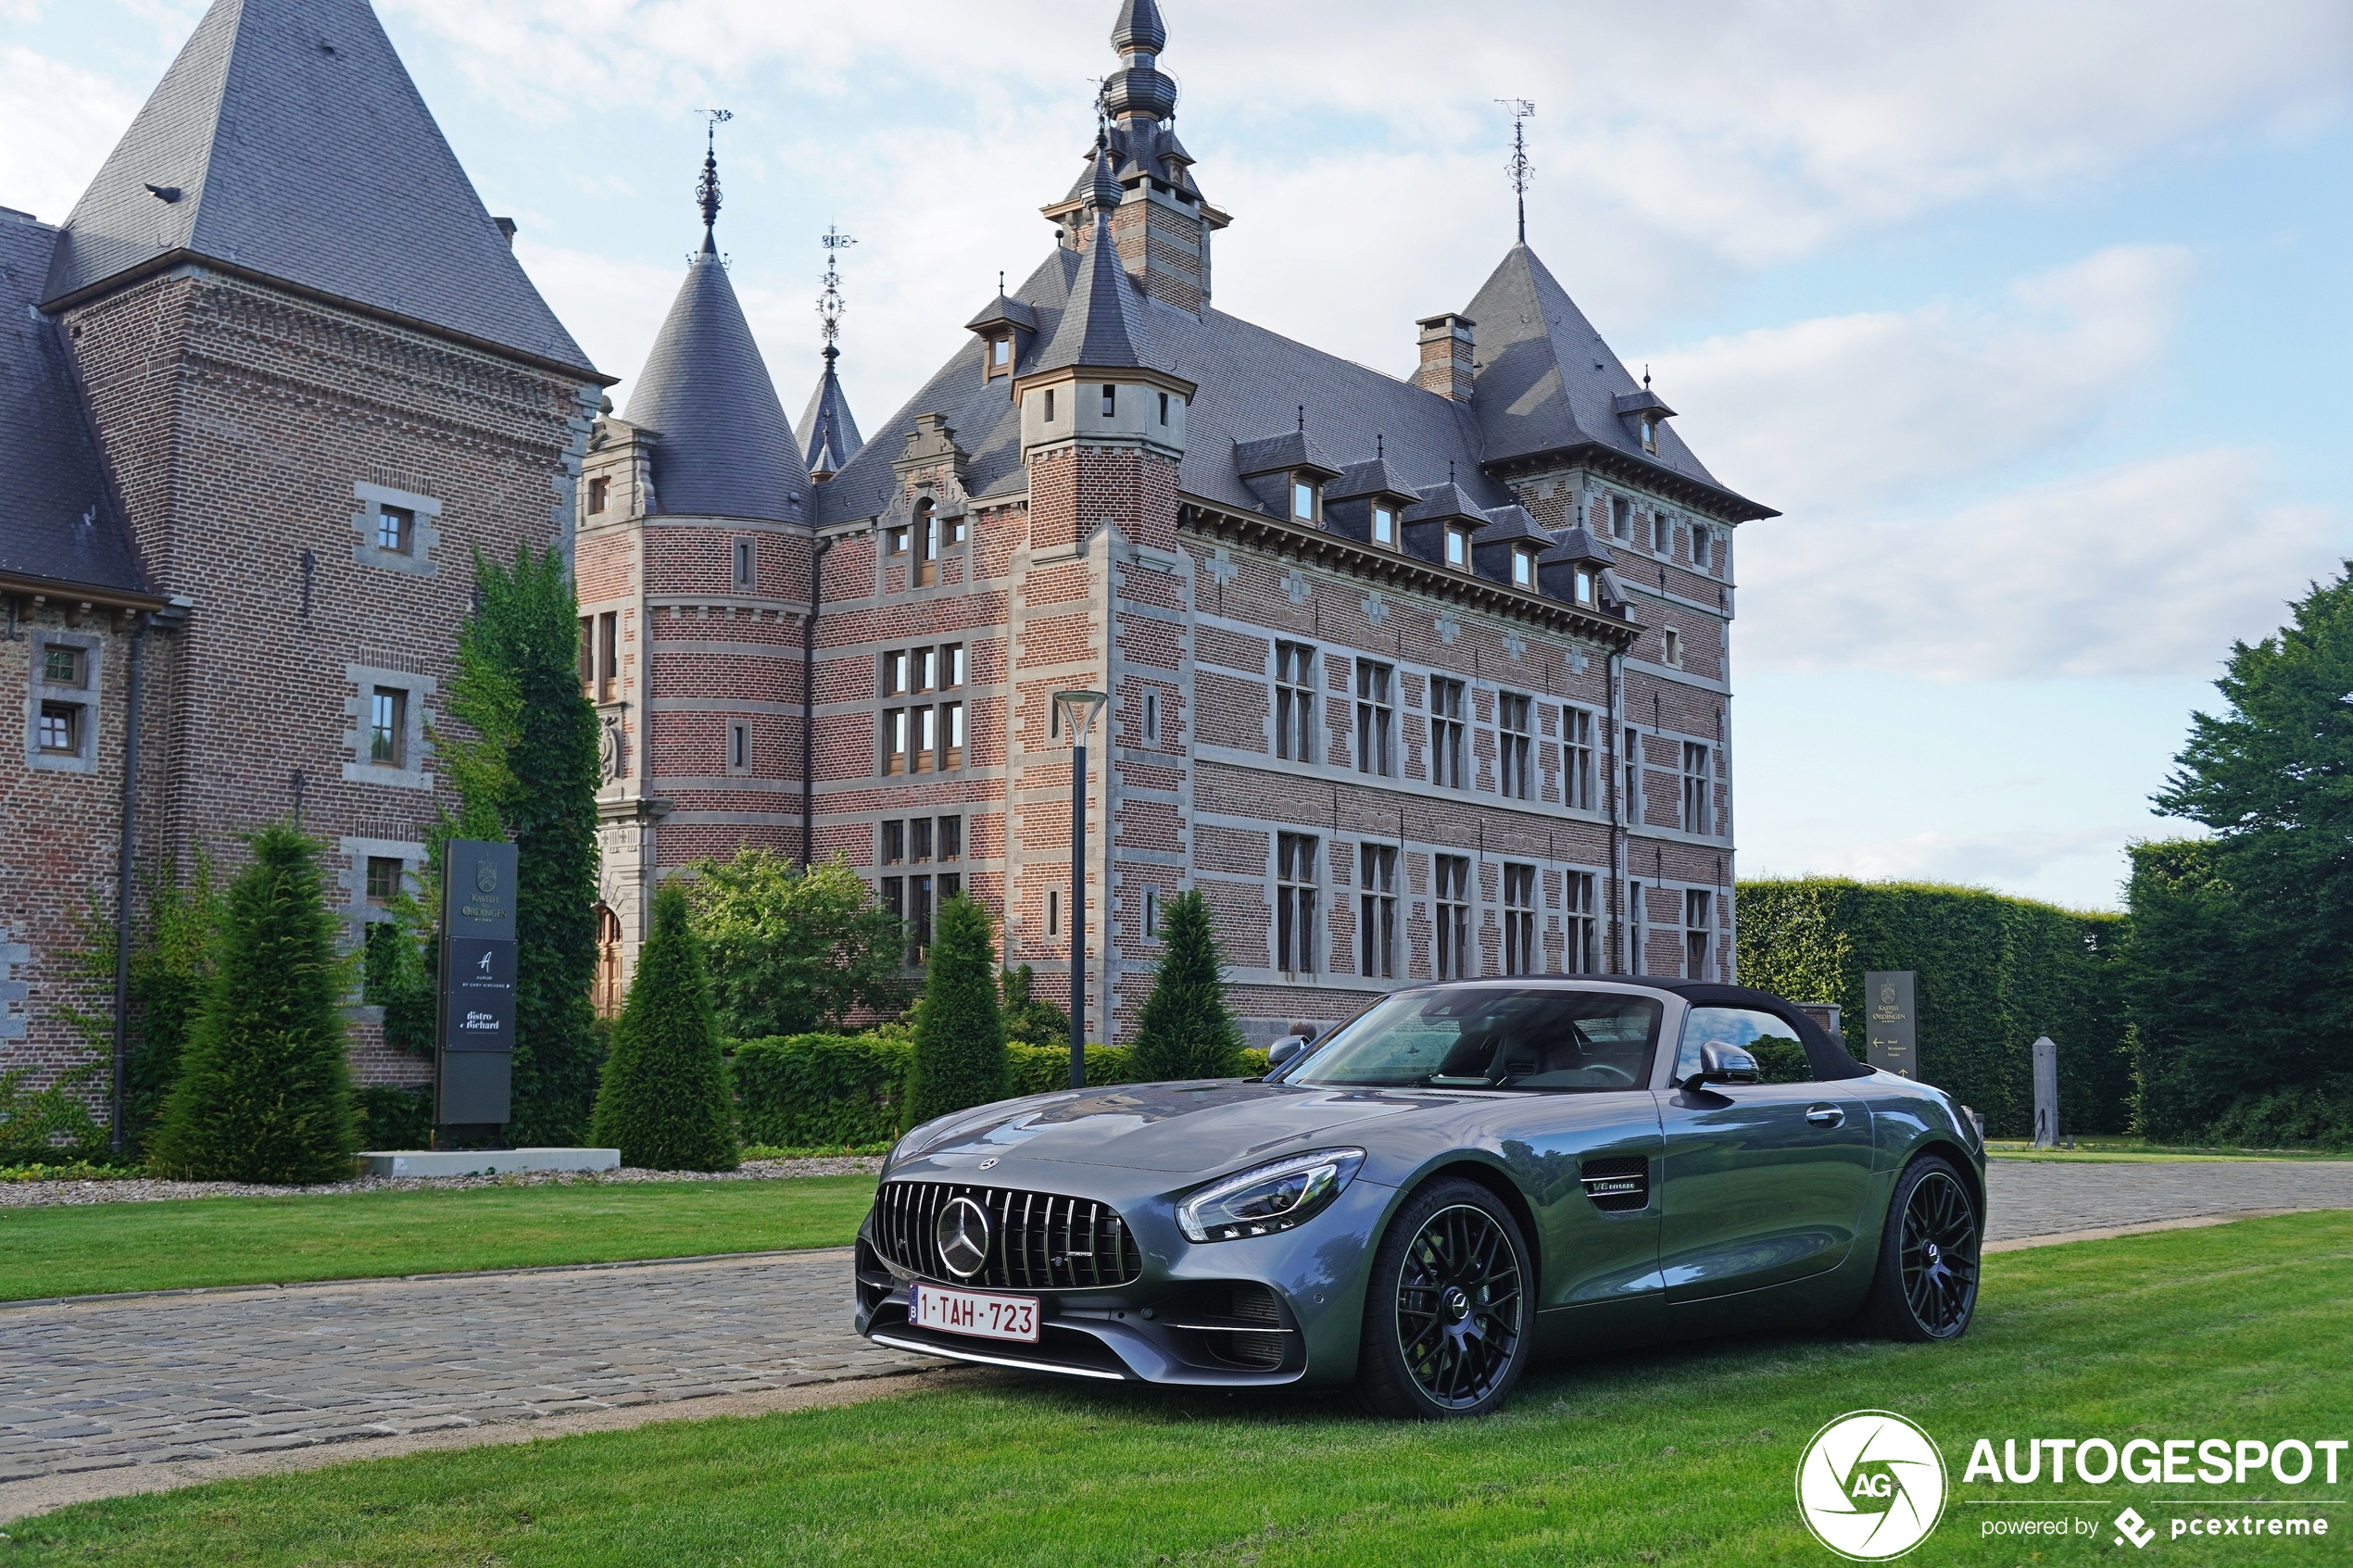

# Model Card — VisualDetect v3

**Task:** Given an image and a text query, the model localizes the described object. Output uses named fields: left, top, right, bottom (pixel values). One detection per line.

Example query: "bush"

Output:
left=903, top=897, right=1008, bottom=1130
left=354, top=1084, right=434, bottom=1151
left=1128, top=889, right=1246, bottom=1081
left=590, top=882, right=738, bottom=1171
left=1736, top=878, right=2130, bottom=1137
left=148, top=825, right=359, bottom=1184
left=687, top=850, right=908, bottom=1038
left=1000, top=964, right=1071, bottom=1048
left=0, top=1065, right=105, bottom=1166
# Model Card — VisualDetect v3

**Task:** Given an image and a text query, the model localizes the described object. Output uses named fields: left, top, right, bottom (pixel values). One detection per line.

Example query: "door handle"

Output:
left=1806, top=1104, right=1844, bottom=1129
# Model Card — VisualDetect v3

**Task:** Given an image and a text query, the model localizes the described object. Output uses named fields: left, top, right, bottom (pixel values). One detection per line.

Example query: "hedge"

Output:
left=731, top=1035, right=1270, bottom=1148
left=1735, top=878, right=2129, bottom=1137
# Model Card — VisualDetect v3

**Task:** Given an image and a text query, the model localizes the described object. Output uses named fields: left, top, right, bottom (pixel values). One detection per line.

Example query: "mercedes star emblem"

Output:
left=977, top=1156, right=999, bottom=1170
left=935, top=1196, right=993, bottom=1279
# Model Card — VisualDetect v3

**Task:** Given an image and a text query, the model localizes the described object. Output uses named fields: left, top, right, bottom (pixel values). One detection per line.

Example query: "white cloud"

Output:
left=1746, top=825, right=2141, bottom=909
left=0, top=45, right=144, bottom=225
left=1739, top=448, right=2346, bottom=680
left=1654, top=246, right=2194, bottom=512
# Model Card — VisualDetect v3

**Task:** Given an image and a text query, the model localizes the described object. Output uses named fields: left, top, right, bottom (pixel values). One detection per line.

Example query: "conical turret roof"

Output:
left=1028, top=215, right=1151, bottom=375
left=798, top=348, right=863, bottom=480
left=624, top=232, right=811, bottom=522
left=43, top=0, right=594, bottom=377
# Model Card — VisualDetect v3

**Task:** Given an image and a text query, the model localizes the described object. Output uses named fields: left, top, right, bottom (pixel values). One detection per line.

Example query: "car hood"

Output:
left=896, top=1081, right=1442, bottom=1175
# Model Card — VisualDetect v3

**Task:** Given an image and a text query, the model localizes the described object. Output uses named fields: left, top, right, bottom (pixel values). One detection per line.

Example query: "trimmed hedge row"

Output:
left=1736, top=879, right=2130, bottom=1137
left=731, top=1034, right=1271, bottom=1148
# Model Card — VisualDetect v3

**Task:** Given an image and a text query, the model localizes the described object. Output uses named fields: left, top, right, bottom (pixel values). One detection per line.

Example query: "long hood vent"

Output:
left=1579, top=1155, right=1650, bottom=1213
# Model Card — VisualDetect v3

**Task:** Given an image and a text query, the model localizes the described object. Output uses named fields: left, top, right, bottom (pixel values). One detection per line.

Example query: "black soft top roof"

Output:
left=1645, top=980, right=1873, bottom=1082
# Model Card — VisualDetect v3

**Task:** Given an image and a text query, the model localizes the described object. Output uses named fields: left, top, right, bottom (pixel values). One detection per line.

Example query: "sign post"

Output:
left=435, top=839, right=519, bottom=1146
left=2032, top=1035, right=2059, bottom=1148
left=1864, top=970, right=1918, bottom=1081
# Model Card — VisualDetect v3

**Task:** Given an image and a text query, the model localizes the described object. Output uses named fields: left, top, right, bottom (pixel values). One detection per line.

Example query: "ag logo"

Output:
left=1795, top=1411, right=1947, bottom=1561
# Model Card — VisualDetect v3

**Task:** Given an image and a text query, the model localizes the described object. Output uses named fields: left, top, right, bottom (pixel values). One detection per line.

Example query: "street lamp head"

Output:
left=1053, top=689, right=1108, bottom=739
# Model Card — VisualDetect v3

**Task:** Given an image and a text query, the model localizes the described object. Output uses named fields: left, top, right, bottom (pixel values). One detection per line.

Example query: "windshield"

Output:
left=1286, top=986, right=1663, bottom=1092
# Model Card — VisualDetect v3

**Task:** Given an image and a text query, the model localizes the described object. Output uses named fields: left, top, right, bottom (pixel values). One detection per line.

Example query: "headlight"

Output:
left=1177, top=1148, right=1365, bottom=1243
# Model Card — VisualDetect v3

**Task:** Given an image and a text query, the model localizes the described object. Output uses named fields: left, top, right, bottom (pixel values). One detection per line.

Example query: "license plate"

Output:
left=908, top=1281, right=1040, bottom=1343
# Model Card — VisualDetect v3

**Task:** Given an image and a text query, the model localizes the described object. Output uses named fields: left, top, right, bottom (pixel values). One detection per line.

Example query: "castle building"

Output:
left=0, top=0, right=606, bottom=1098
left=579, top=0, right=1774, bottom=1045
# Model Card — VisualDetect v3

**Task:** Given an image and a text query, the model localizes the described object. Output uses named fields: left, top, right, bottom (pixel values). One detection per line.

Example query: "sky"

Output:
left=5, top=0, right=2348, bottom=913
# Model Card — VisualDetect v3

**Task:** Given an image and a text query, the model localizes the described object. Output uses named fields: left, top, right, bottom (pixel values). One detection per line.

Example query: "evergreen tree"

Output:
left=904, top=896, right=1009, bottom=1128
left=427, top=547, right=604, bottom=1144
left=1128, top=888, right=1245, bottom=1081
left=589, top=881, right=737, bottom=1171
left=2131, top=561, right=2353, bottom=1138
left=149, top=826, right=359, bottom=1183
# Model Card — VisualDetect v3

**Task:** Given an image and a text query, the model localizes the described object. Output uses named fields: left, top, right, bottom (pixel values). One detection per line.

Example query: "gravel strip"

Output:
left=0, top=1157, right=883, bottom=1210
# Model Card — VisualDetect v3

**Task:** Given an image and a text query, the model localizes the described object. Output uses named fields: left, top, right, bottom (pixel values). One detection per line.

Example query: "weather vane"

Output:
left=817, top=225, right=855, bottom=348
left=1496, top=98, right=1535, bottom=244
left=697, top=108, right=733, bottom=233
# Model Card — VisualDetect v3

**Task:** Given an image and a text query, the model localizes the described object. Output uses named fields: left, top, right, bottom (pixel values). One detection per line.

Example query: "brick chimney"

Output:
left=1416, top=313, right=1475, bottom=401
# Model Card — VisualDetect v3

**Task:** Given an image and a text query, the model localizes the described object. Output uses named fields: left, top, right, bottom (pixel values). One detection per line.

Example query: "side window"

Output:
left=1675, top=1006, right=1812, bottom=1085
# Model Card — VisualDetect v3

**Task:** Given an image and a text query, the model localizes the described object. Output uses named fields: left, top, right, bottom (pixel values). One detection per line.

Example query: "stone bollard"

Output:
left=2032, top=1035, right=2058, bottom=1149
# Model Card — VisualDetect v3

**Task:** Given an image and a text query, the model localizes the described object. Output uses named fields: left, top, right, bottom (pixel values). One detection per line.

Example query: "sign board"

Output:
left=436, top=839, right=519, bottom=1126
left=1864, top=970, right=1918, bottom=1081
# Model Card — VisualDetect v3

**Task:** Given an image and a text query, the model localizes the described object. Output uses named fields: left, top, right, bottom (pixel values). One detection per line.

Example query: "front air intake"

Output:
left=1580, top=1155, right=1650, bottom=1213
left=873, top=1180, right=1144, bottom=1289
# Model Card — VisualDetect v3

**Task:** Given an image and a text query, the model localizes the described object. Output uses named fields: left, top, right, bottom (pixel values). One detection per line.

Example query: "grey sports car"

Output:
left=853, top=979, right=1985, bottom=1418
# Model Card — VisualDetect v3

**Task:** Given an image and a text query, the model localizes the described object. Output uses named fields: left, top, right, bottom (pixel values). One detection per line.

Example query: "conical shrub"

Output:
left=904, top=896, right=1008, bottom=1128
left=149, top=825, right=359, bottom=1183
left=1129, top=888, right=1245, bottom=1081
left=591, top=881, right=738, bottom=1171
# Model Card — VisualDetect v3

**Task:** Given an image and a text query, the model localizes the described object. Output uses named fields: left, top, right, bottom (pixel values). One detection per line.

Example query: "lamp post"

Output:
left=1053, top=689, right=1108, bottom=1091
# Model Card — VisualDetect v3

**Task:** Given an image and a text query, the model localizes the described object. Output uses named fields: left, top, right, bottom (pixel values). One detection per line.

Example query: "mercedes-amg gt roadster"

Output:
left=854, top=979, right=1985, bottom=1418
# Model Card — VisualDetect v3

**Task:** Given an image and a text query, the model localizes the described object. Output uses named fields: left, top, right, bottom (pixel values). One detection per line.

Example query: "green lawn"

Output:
left=0, top=1177, right=875, bottom=1301
left=10, top=1213, right=2347, bottom=1565
left=1986, top=1136, right=2350, bottom=1162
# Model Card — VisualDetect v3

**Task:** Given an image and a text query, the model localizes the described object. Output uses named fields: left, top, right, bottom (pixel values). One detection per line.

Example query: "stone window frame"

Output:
left=350, top=480, right=443, bottom=578
left=341, top=665, right=435, bottom=791
left=25, top=629, right=103, bottom=775
left=727, top=719, right=753, bottom=776
left=336, top=836, right=424, bottom=931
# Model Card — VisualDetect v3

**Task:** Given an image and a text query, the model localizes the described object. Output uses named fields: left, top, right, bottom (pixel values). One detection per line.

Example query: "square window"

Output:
left=369, top=687, right=406, bottom=766
left=42, top=645, right=85, bottom=687
left=588, top=476, right=610, bottom=514
left=947, top=514, right=968, bottom=546
left=377, top=505, right=414, bottom=554
left=886, top=527, right=909, bottom=557
left=365, top=857, right=404, bottom=905
left=36, top=701, right=81, bottom=754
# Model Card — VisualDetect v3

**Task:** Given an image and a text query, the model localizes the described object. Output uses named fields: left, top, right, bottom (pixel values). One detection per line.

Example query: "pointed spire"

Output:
left=623, top=145, right=810, bottom=521
left=697, top=109, right=732, bottom=248
left=1112, top=0, right=1167, bottom=53
left=800, top=226, right=863, bottom=482
left=43, top=0, right=592, bottom=374
left=1030, top=210, right=1150, bottom=375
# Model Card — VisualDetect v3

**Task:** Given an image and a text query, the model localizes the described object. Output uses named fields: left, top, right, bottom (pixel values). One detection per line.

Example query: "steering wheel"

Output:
left=1579, top=1062, right=1637, bottom=1087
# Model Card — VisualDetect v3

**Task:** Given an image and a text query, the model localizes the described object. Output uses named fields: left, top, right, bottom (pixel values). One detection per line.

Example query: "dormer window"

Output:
left=1445, top=526, right=1471, bottom=569
left=1641, top=415, right=1658, bottom=453
left=990, top=336, right=1012, bottom=370
left=1574, top=568, right=1596, bottom=606
left=1292, top=479, right=1319, bottom=522
left=1371, top=504, right=1396, bottom=547
left=1512, top=546, right=1537, bottom=588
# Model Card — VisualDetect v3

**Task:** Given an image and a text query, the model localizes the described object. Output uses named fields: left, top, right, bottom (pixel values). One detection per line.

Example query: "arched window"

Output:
left=593, top=905, right=624, bottom=1018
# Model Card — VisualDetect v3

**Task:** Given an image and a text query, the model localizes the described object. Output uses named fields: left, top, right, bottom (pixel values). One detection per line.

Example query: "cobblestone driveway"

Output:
left=4, top=1159, right=2348, bottom=1491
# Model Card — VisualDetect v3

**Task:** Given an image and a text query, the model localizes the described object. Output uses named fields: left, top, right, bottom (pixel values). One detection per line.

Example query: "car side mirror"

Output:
left=1267, top=1036, right=1305, bottom=1070
left=1681, top=1041, right=1760, bottom=1091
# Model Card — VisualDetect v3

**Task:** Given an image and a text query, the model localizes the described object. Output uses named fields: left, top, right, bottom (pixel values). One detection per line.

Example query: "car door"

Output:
left=1656, top=1005, right=1874, bottom=1303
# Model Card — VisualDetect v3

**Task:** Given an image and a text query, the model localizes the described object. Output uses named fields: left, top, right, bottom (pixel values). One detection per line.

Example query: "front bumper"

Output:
left=852, top=1172, right=1392, bottom=1387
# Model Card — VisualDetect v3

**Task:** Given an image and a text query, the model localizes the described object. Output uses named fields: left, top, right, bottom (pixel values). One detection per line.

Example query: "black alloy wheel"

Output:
left=1356, top=1179, right=1530, bottom=1418
left=1863, top=1155, right=1981, bottom=1342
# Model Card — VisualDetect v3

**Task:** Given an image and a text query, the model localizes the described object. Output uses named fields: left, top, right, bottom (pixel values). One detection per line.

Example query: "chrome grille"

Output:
left=1219, top=1284, right=1287, bottom=1369
left=1580, top=1155, right=1650, bottom=1213
left=874, top=1180, right=1143, bottom=1289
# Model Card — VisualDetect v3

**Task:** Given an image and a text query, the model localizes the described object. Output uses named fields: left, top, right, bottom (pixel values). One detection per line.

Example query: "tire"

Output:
left=1355, top=1177, right=1532, bottom=1419
left=1860, top=1155, right=1982, bottom=1342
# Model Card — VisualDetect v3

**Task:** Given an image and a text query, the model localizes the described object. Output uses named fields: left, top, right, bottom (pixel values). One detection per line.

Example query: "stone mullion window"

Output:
left=1502, top=863, right=1536, bottom=975
left=1359, top=844, right=1397, bottom=980
left=1429, top=677, right=1466, bottom=789
left=1275, top=832, right=1319, bottom=976
left=1433, top=853, right=1471, bottom=980
left=1274, top=641, right=1315, bottom=762
left=1354, top=660, right=1394, bottom=776
left=1498, top=693, right=1532, bottom=800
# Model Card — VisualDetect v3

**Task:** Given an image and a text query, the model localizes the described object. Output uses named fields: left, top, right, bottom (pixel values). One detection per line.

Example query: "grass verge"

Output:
left=0, top=1177, right=874, bottom=1301
left=9, top=1212, right=2347, bottom=1565
left=1985, top=1136, right=2350, bottom=1161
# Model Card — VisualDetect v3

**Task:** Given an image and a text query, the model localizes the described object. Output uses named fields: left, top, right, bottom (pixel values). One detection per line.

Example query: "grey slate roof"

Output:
left=963, top=293, right=1039, bottom=334
left=1327, top=453, right=1418, bottom=502
left=1113, top=0, right=1167, bottom=52
left=798, top=348, right=864, bottom=477
left=1027, top=219, right=1151, bottom=376
left=1232, top=429, right=1337, bottom=480
left=42, top=0, right=595, bottom=378
left=1465, top=245, right=1767, bottom=517
left=624, top=234, right=812, bottom=523
left=0, top=214, right=148, bottom=596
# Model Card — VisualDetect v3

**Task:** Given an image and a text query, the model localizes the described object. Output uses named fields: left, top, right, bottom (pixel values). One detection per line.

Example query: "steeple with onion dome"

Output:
left=1040, top=0, right=1227, bottom=316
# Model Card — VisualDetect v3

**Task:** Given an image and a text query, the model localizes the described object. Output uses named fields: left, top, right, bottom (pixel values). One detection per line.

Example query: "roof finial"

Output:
left=999, top=270, right=1006, bottom=296
left=817, top=225, right=856, bottom=353
left=697, top=109, right=733, bottom=240
left=1297, top=404, right=1305, bottom=433
left=1377, top=433, right=1384, bottom=458
left=1496, top=98, right=1535, bottom=245
left=1643, top=364, right=1652, bottom=390
left=1449, top=458, right=1457, bottom=485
